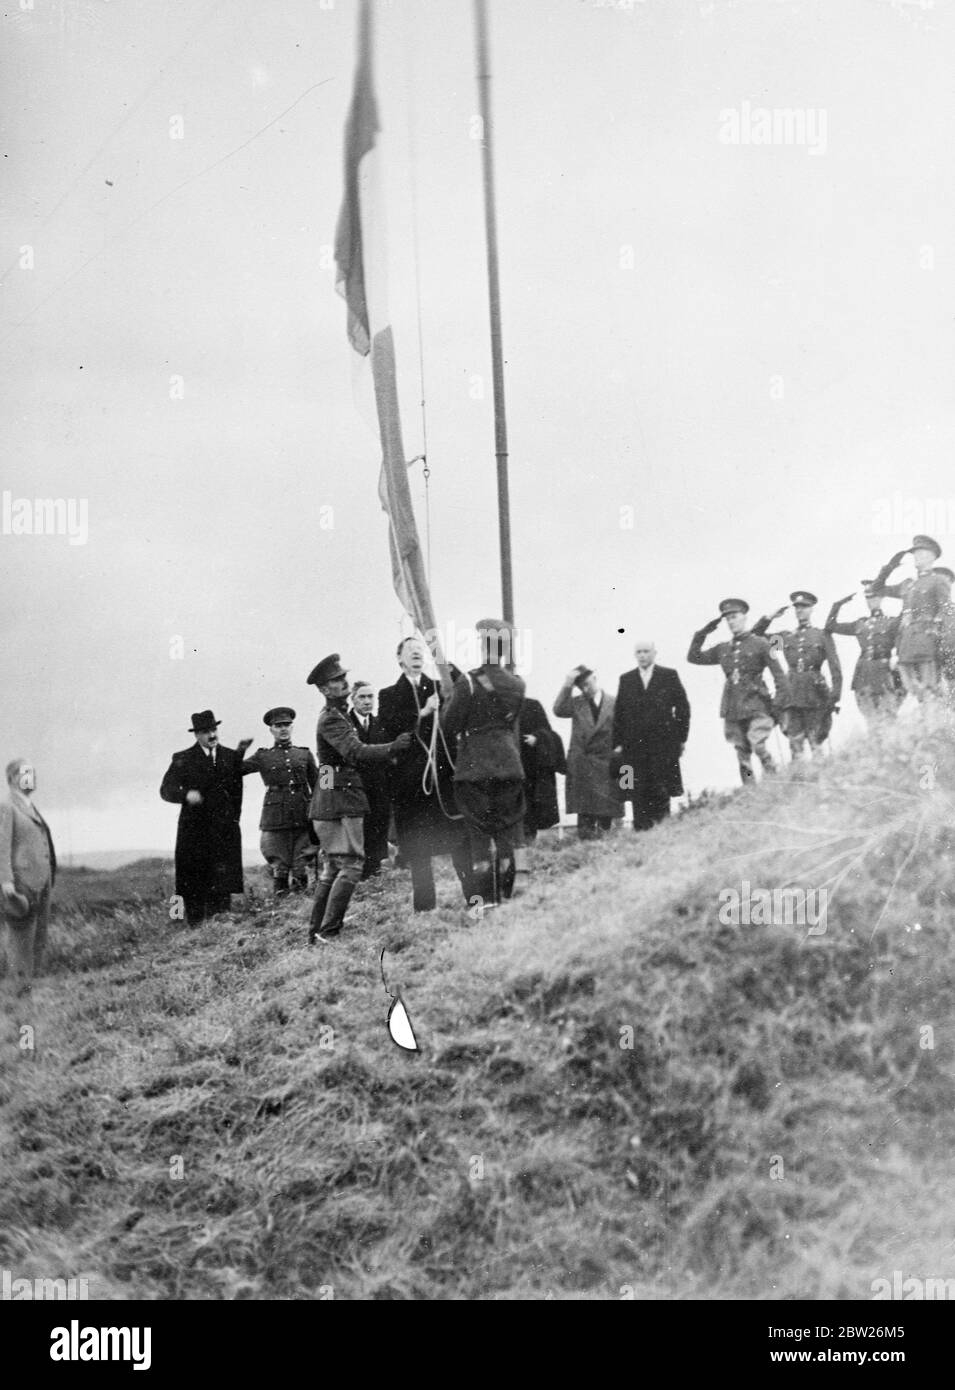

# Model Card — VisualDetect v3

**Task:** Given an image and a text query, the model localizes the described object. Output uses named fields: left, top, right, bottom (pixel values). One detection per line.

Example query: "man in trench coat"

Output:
left=0, top=757, right=56, bottom=997
left=553, top=666, right=624, bottom=838
left=160, top=710, right=252, bottom=925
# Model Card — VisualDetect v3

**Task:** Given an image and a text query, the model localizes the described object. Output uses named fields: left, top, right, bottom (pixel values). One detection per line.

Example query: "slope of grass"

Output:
left=2, top=708, right=955, bottom=1300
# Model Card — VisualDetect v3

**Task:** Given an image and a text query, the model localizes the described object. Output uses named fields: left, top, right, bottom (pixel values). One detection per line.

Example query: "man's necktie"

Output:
left=589, top=698, right=600, bottom=722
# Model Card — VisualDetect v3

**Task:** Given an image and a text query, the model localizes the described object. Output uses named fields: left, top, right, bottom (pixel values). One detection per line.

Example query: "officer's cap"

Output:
left=718, top=598, right=749, bottom=616
left=307, top=654, right=347, bottom=687
left=861, top=578, right=879, bottom=596
left=934, top=566, right=955, bottom=584
left=264, top=707, right=296, bottom=725
left=790, top=590, right=818, bottom=607
left=912, top=534, right=942, bottom=558
left=475, top=616, right=513, bottom=635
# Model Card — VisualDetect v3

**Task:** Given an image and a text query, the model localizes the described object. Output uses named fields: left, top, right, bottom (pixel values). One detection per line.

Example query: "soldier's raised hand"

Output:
left=769, top=604, right=789, bottom=621
left=237, top=738, right=254, bottom=755
left=834, top=592, right=855, bottom=608
left=701, top=617, right=721, bottom=634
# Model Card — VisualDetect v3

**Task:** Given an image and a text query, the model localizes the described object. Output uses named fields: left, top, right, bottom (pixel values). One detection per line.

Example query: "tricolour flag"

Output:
left=334, top=0, right=448, bottom=677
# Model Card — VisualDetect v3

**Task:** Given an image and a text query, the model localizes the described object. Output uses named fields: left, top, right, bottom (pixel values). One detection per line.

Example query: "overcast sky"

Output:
left=1, top=0, right=953, bottom=859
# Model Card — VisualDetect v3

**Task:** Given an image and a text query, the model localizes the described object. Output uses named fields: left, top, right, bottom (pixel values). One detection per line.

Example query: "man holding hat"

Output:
left=825, top=583, right=902, bottom=726
left=441, top=619, right=526, bottom=906
left=870, top=535, right=949, bottom=699
left=241, top=708, right=318, bottom=898
left=0, top=758, right=56, bottom=997
left=160, top=712, right=253, bottom=926
left=688, top=599, right=788, bottom=783
left=752, top=591, right=842, bottom=759
left=553, top=664, right=624, bottom=837
left=306, top=654, right=412, bottom=943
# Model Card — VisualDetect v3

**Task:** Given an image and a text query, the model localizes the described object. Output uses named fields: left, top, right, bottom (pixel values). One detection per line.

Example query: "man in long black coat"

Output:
left=348, top=680, right=392, bottom=878
left=518, top=696, right=565, bottom=842
left=612, top=641, right=690, bottom=832
left=160, top=710, right=252, bottom=924
left=377, top=637, right=471, bottom=912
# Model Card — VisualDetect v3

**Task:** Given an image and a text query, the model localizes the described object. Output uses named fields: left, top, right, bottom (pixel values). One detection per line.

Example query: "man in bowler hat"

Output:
left=688, top=599, right=788, bottom=783
left=306, top=655, right=412, bottom=943
left=160, top=711, right=253, bottom=925
left=242, top=708, right=318, bottom=898
left=0, top=758, right=56, bottom=997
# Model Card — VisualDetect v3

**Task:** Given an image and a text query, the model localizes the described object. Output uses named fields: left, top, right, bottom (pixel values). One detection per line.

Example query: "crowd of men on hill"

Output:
left=2, top=534, right=953, bottom=989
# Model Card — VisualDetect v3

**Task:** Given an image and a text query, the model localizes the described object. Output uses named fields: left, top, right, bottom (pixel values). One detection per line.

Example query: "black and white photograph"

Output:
left=2, top=0, right=954, bottom=1342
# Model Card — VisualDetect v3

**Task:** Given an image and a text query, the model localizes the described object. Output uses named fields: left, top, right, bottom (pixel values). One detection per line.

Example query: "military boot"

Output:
left=307, top=879, right=334, bottom=943
left=314, top=877, right=357, bottom=941
left=273, top=874, right=290, bottom=899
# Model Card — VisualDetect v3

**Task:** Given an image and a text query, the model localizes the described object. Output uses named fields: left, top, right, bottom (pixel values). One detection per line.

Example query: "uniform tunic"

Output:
left=686, top=629, right=788, bottom=720
left=442, top=665, right=526, bottom=835
left=825, top=609, right=900, bottom=697
left=308, top=702, right=393, bottom=823
left=875, top=571, right=949, bottom=663
left=751, top=620, right=842, bottom=710
left=242, top=744, right=318, bottom=830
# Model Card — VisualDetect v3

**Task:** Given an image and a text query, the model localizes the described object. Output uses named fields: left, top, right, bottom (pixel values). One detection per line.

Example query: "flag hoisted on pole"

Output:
left=333, top=0, right=451, bottom=683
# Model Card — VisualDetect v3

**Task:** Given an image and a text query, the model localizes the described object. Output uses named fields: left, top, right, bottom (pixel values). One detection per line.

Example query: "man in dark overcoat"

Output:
left=160, top=711, right=252, bottom=925
left=377, top=636, right=471, bottom=912
left=348, top=681, right=392, bottom=879
left=612, top=639, right=690, bottom=831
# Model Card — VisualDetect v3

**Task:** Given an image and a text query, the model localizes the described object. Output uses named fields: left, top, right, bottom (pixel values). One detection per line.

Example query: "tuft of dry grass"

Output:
left=2, top=708, right=955, bottom=1299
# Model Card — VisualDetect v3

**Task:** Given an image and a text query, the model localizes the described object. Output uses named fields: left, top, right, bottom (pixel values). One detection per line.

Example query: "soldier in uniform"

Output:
left=306, top=655, right=411, bottom=944
left=687, top=598, right=788, bottom=783
left=932, top=567, right=955, bottom=689
left=241, top=708, right=318, bottom=898
left=441, top=619, right=526, bottom=907
left=752, top=591, right=842, bottom=759
left=825, top=583, right=902, bottom=726
left=870, top=534, right=949, bottom=699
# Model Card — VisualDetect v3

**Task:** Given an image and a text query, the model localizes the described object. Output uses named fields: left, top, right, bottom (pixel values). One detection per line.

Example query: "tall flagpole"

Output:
left=474, top=0, right=515, bottom=626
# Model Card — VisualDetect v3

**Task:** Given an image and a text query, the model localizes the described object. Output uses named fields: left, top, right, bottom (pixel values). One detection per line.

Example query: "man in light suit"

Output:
left=0, top=758, right=56, bottom=996
left=553, top=666, right=624, bottom=838
left=612, top=640, right=691, bottom=832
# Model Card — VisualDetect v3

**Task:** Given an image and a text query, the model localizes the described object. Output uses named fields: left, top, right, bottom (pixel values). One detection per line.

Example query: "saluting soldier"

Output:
left=441, top=619, right=526, bottom=908
left=825, top=583, right=902, bottom=726
left=752, top=591, right=842, bottom=759
left=932, top=567, right=955, bottom=689
left=305, top=655, right=411, bottom=944
left=241, top=708, right=318, bottom=898
left=870, top=534, right=949, bottom=699
left=687, top=598, right=788, bottom=783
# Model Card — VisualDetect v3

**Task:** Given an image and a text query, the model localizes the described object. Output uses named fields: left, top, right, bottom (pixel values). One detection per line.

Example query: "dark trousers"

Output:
left=183, top=892, right=231, bottom=925
left=628, top=785, right=671, bottom=832
left=362, top=792, right=391, bottom=878
left=578, top=814, right=613, bottom=839
left=408, top=838, right=471, bottom=911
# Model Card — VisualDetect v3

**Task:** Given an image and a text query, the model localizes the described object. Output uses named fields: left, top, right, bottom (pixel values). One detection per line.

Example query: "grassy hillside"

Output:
left=2, top=708, right=954, bottom=1300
